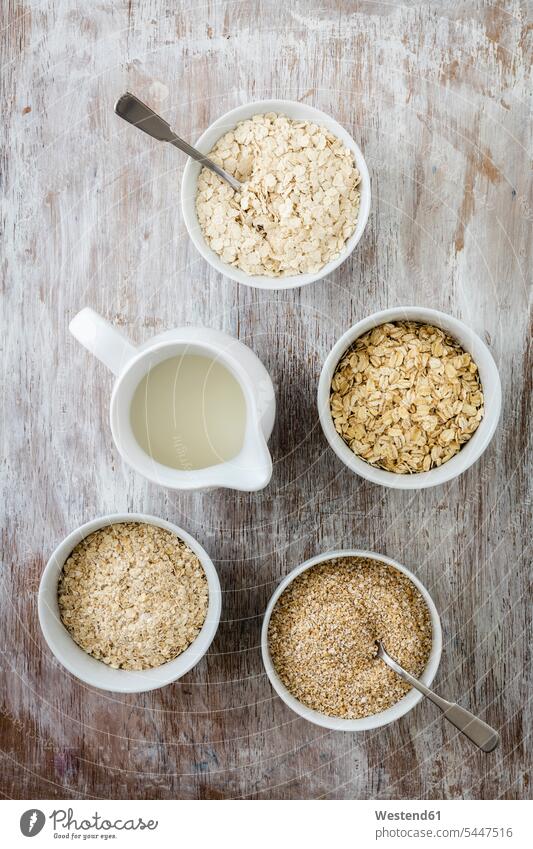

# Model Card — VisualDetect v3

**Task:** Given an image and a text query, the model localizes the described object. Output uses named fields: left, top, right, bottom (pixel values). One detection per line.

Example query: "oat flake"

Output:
left=196, top=113, right=361, bottom=277
left=330, top=321, right=484, bottom=474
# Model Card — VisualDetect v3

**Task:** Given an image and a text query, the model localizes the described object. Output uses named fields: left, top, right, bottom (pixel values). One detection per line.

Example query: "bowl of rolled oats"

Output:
left=262, top=550, right=442, bottom=730
left=318, top=307, right=502, bottom=489
left=38, top=513, right=222, bottom=693
left=181, top=100, right=371, bottom=289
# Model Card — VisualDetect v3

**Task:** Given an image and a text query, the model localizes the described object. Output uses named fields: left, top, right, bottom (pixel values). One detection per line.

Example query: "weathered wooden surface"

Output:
left=1, top=0, right=531, bottom=800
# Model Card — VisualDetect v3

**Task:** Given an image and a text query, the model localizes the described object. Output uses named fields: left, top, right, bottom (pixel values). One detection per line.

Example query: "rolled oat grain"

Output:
left=330, top=321, right=484, bottom=473
left=196, top=113, right=361, bottom=277
left=58, top=522, right=208, bottom=670
left=268, top=557, right=432, bottom=719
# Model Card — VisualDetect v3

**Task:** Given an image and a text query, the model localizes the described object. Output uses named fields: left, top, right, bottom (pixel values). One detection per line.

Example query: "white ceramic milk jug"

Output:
left=70, top=308, right=276, bottom=492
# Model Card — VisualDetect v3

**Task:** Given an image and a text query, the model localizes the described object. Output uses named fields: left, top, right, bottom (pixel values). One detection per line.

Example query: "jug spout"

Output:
left=241, top=441, right=273, bottom=492
left=217, top=427, right=273, bottom=492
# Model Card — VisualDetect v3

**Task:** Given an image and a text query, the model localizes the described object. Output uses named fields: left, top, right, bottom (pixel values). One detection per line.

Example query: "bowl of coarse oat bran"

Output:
left=38, top=513, right=222, bottom=693
left=261, top=550, right=442, bottom=731
left=181, top=100, right=371, bottom=290
left=318, top=306, right=502, bottom=489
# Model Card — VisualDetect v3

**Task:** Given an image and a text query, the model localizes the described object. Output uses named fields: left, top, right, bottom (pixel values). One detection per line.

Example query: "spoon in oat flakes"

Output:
left=376, top=641, right=500, bottom=752
left=114, top=92, right=243, bottom=192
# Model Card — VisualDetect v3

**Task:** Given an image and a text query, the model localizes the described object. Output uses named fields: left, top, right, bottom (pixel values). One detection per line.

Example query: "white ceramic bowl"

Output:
left=181, top=99, right=371, bottom=290
left=318, top=307, right=502, bottom=489
left=38, top=513, right=222, bottom=693
left=261, top=549, right=442, bottom=731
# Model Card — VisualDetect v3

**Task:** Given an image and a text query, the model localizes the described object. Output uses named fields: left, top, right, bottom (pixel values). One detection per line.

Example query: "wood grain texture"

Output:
left=1, top=0, right=532, bottom=800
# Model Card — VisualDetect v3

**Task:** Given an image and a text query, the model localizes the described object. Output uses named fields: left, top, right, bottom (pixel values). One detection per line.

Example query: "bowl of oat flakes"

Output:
left=262, top=550, right=442, bottom=731
left=38, top=513, right=221, bottom=693
left=181, top=100, right=371, bottom=289
left=318, top=307, right=502, bottom=489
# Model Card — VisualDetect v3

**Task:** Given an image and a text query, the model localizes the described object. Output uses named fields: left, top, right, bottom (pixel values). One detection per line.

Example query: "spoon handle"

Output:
left=439, top=702, right=500, bottom=753
left=114, top=93, right=241, bottom=191
left=378, top=644, right=500, bottom=752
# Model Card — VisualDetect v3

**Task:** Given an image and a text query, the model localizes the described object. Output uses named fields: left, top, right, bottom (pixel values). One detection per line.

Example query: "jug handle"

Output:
left=69, top=308, right=137, bottom=376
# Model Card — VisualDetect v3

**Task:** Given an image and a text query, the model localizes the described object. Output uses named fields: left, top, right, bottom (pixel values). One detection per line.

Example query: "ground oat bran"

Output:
left=268, top=557, right=432, bottom=719
left=58, top=522, right=208, bottom=670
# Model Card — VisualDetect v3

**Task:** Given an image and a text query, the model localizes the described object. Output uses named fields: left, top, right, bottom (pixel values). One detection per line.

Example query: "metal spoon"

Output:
left=376, top=641, right=500, bottom=752
left=114, top=92, right=242, bottom=192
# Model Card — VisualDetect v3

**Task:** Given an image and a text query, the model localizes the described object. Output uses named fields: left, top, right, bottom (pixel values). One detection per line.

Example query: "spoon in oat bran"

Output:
left=115, top=92, right=243, bottom=192
left=376, top=641, right=500, bottom=752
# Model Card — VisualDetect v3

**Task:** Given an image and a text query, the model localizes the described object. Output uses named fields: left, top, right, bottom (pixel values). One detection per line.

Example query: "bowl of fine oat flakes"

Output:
left=181, top=100, right=371, bottom=289
left=38, top=514, right=221, bottom=693
left=318, top=306, right=502, bottom=489
left=262, top=550, right=442, bottom=731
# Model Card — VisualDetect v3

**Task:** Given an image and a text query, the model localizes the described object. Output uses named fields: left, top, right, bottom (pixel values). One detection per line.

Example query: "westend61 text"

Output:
left=375, top=810, right=441, bottom=821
